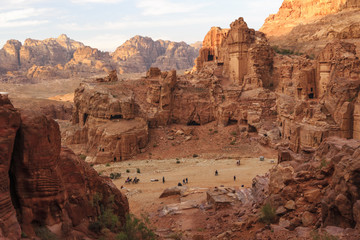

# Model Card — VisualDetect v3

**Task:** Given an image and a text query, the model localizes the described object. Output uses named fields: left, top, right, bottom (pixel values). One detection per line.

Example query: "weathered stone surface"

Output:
left=284, top=200, right=296, bottom=210
left=260, top=0, right=360, bottom=55
left=304, top=188, right=321, bottom=203
left=302, top=211, right=315, bottom=227
left=68, top=83, right=148, bottom=163
left=0, top=97, right=129, bottom=239
left=194, top=27, right=229, bottom=72
left=159, top=186, right=188, bottom=198
left=0, top=94, right=22, bottom=239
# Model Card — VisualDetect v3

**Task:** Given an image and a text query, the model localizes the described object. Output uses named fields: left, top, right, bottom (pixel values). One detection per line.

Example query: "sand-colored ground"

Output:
left=94, top=157, right=275, bottom=216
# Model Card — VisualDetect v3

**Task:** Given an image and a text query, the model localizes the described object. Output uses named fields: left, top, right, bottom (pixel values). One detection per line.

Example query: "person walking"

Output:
left=234, top=175, right=236, bottom=181
left=162, top=176, right=165, bottom=183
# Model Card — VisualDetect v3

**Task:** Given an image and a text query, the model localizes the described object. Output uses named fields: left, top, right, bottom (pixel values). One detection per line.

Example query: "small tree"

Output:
left=260, top=202, right=276, bottom=224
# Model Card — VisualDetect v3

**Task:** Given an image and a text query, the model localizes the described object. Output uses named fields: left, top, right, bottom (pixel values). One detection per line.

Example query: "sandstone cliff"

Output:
left=260, top=0, right=360, bottom=55
left=0, top=94, right=129, bottom=239
left=0, top=34, right=199, bottom=81
left=112, top=35, right=198, bottom=73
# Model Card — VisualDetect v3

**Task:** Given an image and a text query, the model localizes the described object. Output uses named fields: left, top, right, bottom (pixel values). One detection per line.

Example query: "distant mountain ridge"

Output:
left=0, top=34, right=199, bottom=80
left=112, top=35, right=198, bottom=73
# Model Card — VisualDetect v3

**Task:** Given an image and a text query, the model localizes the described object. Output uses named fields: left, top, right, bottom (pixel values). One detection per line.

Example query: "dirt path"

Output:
left=94, top=157, right=276, bottom=216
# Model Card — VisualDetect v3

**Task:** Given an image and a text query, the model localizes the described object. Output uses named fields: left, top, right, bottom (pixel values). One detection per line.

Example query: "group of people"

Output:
left=177, top=178, right=188, bottom=186
left=125, top=176, right=140, bottom=184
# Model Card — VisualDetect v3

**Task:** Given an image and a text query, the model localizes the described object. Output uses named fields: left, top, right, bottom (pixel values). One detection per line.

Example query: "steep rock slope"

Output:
left=260, top=0, right=360, bottom=54
left=0, top=94, right=129, bottom=239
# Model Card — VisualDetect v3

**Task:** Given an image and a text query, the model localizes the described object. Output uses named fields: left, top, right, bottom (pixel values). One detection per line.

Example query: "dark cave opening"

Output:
left=187, top=121, right=200, bottom=126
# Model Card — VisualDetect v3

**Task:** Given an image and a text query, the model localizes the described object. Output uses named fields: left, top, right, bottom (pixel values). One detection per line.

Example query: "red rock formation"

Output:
left=0, top=94, right=22, bottom=239
left=96, top=69, right=118, bottom=82
left=260, top=0, right=360, bottom=55
left=0, top=96, right=129, bottom=239
left=193, top=27, right=229, bottom=71
left=263, top=137, right=360, bottom=236
left=69, top=83, right=148, bottom=163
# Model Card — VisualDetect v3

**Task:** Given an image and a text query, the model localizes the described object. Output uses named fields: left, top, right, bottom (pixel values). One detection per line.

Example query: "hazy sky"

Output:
left=0, top=0, right=283, bottom=52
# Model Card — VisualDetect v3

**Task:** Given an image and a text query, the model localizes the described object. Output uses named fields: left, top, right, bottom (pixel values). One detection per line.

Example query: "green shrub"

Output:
left=100, top=208, right=120, bottom=231
left=21, top=232, right=28, bottom=238
left=116, top=214, right=156, bottom=240
left=193, top=154, right=198, bottom=158
left=106, top=163, right=110, bottom=167
left=320, top=159, right=328, bottom=169
left=230, top=131, right=237, bottom=136
left=88, top=221, right=102, bottom=234
left=230, top=140, right=236, bottom=145
left=79, top=154, right=87, bottom=160
left=153, top=144, right=157, bottom=148
left=34, top=226, right=58, bottom=240
left=126, top=169, right=130, bottom=173
left=260, top=202, right=276, bottom=224
left=110, top=172, right=121, bottom=179
left=176, top=160, right=181, bottom=164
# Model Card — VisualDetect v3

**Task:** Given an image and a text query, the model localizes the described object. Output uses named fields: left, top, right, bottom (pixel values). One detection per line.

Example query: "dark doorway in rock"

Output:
left=9, top=129, right=21, bottom=217
left=308, top=93, right=314, bottom=99
left=227, top=118, right=238, bottom=126
left=114, top=157, right=117, bottom=162
left=83, top=113, right=89, bottom=125
left=187, top=121, right=200, bottom=126
left=110, top=115, right=123, bottom=120
left=248, top=125, right=257, bottom=133
left=208, top=54, right=214, bottom=61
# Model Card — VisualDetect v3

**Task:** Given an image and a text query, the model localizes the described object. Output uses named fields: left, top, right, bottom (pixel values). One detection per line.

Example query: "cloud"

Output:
left=59, top=14, right=225, bottom=32
left=136, top=0, right=211, bottom=16
left=70, top=0, right=124, bottom=4
left=79, top=33, right=129, bottom=52
left=0, top=8, right=49, bottom=28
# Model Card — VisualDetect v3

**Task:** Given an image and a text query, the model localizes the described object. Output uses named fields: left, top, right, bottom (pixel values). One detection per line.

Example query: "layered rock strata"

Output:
left=0, top=94, right=129, bottom=239
left=69, top=83, right=148, bottom=163
left=260, top=0, right=360, bottom=55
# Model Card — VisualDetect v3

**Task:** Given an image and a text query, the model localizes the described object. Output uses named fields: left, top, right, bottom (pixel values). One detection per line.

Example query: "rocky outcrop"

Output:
left=260, top=0, right=360, bottom=55
left=193, top=27, right=229, bottom=71
left=66, top=46, right=113, bottom=73
left=19, top=34, right=84, bottom=69
left=0, top=94, right=129, bottom=239
left=256, top=137, right=360, bottom=238
left=0, top=40, right=22, bottom=73
left=112, top=35, right=198, bottom=73
left=0, top=34, right=199, bottom=81
left=0, top=94, right=22, bottom=239
left=68, top=83, right=148, bottom=163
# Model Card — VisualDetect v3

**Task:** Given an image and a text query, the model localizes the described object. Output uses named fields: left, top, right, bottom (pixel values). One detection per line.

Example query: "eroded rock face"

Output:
left=20, top=34, right=84, bottom=69
left=194, top=27, right=229, bottom=72
left=69, top=83, right=148, bottom=163
left=0, top=97, right=129, bottom=239
left=112, top=35, right=198, bottom=73
left=0, top=94, right=22, bottom=239
left=260, top=0, right=360, bottom=55
left=265, top=137, right=360, bottom=233
left=0, top=40, right=22, bottom=73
